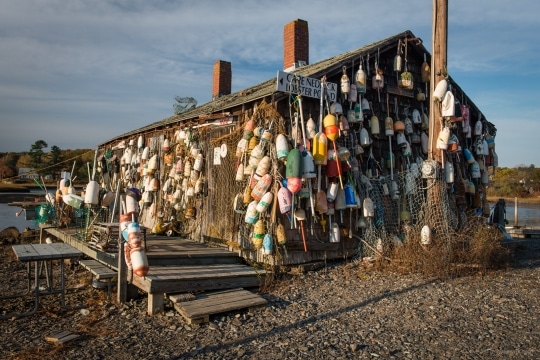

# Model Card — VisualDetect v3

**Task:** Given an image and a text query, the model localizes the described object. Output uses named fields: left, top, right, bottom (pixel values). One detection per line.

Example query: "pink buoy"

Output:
left=278, top=187, right=292, bottom=214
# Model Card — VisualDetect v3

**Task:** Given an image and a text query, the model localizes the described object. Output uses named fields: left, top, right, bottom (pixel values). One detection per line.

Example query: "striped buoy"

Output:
left=130, top=247, right=149, bottom=277
left=251, top=174, right=273, bottom=201
left=245, top=200, right=259, bottom=224
left=256, top=192, right=273, bottom=213
left=252, top=220, right=265, bottom=249
left=127, top=222, right=143, bottom=249
left=276, top=134, right=289, bottom=160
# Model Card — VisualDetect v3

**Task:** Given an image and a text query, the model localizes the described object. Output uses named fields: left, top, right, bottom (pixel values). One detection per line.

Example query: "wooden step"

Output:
left=78, top=259, right=117, bottom=280
left=170, top=288, right=267, bottom=324
left=78, top=259, right=117, bottom=300
left=146, top=239, right=240, bottom=266
left=130, top=263, right=265, bottom=295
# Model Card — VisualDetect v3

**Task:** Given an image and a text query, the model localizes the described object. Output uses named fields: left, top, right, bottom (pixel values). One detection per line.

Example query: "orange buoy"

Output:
left=130, top=247, right=149, bottom=277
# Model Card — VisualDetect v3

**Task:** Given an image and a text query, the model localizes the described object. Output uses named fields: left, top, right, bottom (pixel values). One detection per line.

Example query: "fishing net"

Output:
left=34, top=203, right=56, bottom=226
left=354, top=158, right=455, bottom=260
left=208, top=100, right=287, bottom=252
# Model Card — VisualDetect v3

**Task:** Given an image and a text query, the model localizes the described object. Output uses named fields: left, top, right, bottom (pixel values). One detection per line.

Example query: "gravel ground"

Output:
left=1, top=238, right=539, bottom=360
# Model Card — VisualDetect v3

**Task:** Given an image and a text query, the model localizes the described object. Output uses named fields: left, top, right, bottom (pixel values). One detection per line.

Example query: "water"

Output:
left=1, top=195, right=539, bottom=232
left=0, top=202, right=41, bottom=232
left=504, top=202, right=540, bottom=228
left=0, top=190, right=53, bottom=232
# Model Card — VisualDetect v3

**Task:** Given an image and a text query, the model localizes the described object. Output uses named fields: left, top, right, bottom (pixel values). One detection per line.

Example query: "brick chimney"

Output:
left=283, top=19, right=309, bottom=71
left=212, top=60, right=232, bottom=100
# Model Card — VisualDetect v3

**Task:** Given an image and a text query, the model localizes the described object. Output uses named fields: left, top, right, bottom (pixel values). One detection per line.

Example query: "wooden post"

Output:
left=426, top=0, right=448, bottom=233
left=428, top=0, right=448, bottom=162
left=113, top=179, right=127, bottom=304
left=514, top=197, right=519, bottom=227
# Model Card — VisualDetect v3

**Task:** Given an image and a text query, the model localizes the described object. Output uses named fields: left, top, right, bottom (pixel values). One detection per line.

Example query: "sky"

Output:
left=1, top=0, right=539, bottom=168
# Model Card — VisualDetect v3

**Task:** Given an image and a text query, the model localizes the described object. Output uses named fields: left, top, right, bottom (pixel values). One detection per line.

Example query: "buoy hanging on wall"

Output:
left=355, top=62, right=367, bottom=94
left=262, top=233, right=273, bottom=255
left=286, top=148, right=302, bottom=194
left=278, top=186, right=292, bottom=214
left=244, top=200, right=259, bottom=224
left=276, top=134, right=289, bottom=161
left=256, top=192, right=273, bottom=214
left=312, top=132, right=328, bottom=165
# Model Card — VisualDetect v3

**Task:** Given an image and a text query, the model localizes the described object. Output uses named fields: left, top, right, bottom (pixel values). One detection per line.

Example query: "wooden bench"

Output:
left=78, top=259, right=117, bottom=301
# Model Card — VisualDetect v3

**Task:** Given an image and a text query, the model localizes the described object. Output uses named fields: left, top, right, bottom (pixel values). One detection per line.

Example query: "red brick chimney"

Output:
left=283, top=19, right=309, bottom=71
left=212, top=60, right=232, bottom=100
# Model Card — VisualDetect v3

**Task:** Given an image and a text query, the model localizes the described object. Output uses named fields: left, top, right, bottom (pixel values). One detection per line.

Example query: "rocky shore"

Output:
left=1, top=238, right=539, bottom=360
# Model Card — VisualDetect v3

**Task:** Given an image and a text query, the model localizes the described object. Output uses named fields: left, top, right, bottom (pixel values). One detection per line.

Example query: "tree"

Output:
left=0, top=153, right=19, bottom=180
left=28, top=140, right=48, bottom=175
left=46, top=145, right=63, bottom=180
left=16, top=153, right=31, bottom=169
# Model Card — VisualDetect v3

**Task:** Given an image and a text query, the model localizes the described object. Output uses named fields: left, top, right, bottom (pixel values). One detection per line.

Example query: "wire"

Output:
left=2, top=150, right=94, bottom=182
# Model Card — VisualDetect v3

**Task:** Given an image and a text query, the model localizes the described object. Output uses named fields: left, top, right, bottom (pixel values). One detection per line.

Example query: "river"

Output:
left=1, top=193, right=539, bottom=233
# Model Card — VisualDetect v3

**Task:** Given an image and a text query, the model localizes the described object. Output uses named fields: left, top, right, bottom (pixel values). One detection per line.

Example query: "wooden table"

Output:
left=7, top=243, right=83, bottom=318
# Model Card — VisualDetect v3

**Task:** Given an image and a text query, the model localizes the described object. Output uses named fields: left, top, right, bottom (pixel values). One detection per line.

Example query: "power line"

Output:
left=1, top=150, right=94, bottom=182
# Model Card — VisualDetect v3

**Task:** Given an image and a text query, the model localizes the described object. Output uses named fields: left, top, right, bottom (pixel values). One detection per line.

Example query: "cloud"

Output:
left=0, top=0, right=538, bottom=167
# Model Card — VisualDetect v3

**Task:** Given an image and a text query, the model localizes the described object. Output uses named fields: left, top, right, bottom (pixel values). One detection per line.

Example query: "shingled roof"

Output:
left=99, top=29, right=492, bottom=147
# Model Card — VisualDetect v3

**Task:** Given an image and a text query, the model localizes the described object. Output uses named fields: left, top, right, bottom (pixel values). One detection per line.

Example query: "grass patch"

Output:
left=385, top=217, right=510, bottom=279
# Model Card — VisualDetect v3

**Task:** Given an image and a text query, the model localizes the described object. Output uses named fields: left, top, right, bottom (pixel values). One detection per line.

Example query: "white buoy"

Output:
left=433, top=79, right=447, bottom=101
left=421, top=225, right=432, bottom=246
left=84, top=180, right=100, bottom=205
left=330, top=222, right=340, bottom=243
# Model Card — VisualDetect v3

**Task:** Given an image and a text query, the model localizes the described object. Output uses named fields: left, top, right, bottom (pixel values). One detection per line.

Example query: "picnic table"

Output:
left=2, top=243, right=83, bottom=318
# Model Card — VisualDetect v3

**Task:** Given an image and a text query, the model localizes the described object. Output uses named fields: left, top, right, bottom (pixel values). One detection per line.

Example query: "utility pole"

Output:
left=425, top=0, right=448, bottom=236
left=428, top=0, right=448, bottom=162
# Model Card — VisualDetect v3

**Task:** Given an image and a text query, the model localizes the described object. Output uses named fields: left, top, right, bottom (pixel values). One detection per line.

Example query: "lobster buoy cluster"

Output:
left=121, top=213, right=149, bottom=277
left=79, top=44, right=498, bottom=262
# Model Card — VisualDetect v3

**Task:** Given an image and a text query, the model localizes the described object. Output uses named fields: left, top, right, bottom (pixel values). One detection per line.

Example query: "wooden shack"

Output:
left=94, top=20, right=496, bottom=266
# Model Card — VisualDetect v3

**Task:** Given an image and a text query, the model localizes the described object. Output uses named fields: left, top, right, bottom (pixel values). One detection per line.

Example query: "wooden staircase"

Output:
left=44, top=227, right=267, bottom=319
left=124, top=237, right=267, bottom=316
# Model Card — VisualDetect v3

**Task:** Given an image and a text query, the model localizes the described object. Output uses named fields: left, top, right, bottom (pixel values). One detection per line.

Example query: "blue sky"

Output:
left=1, top=0, right=539, bottom=168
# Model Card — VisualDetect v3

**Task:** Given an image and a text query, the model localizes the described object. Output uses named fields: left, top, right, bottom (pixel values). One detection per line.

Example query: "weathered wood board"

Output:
left=170, top=288, right=267, bottom=324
